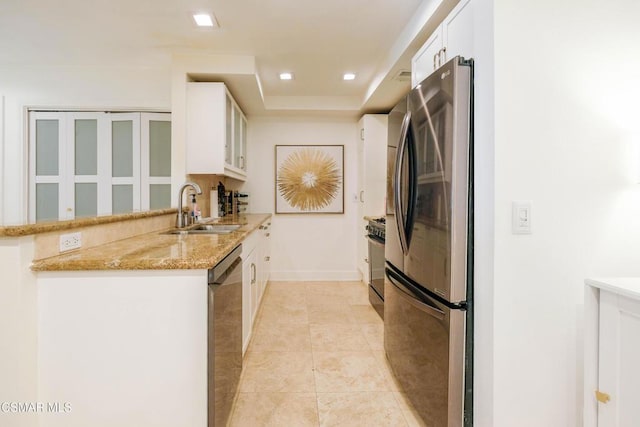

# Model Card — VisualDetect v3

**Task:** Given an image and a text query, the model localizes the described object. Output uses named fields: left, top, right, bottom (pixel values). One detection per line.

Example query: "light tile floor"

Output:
left=229, top=281, right=424, bottom=427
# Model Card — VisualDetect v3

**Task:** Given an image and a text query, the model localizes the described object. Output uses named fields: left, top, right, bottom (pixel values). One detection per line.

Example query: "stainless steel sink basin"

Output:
left=162, top=224, right=241, bottom=235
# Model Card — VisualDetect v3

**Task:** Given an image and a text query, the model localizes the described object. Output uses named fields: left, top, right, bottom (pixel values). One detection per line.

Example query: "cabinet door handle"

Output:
left=240, top=156, right=245, bottom=169
left=251, top=263, right=256, bottom=284
left=439, top=47, right=447, bottom=65
left=433, top=53, right=438, bottom=70
left=359, top=190, right=365, bottom=203
left=595, top=390, right=610, bottom=404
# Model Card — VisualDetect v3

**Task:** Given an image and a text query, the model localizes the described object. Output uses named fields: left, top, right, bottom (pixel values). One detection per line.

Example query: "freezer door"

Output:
left=404, top=57, right=471, bottom=303
left=384, top=265, right=465, bottom=427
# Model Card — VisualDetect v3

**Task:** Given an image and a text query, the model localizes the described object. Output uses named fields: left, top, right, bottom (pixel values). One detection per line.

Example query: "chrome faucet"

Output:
left=176, top=182, right=203, bottom=228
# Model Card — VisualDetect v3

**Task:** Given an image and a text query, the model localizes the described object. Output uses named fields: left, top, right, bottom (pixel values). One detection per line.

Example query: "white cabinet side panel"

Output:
left=38, top=271, right=207, bottom=427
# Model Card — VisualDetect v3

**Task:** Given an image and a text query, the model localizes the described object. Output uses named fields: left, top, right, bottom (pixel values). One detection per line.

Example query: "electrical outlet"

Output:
left=59, top=232, right=82, bottom=252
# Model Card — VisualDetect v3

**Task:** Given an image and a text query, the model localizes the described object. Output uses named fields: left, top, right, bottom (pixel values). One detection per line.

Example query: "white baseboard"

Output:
left=270, top=270, right=362, bottom=282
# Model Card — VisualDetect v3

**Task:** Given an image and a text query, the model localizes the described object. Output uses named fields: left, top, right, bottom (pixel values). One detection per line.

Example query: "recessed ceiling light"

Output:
left=343, top=73, right=356, bottom=81
left=193, top=13, right=218, bottom=27
left=279, top=72, right=293, bottom=80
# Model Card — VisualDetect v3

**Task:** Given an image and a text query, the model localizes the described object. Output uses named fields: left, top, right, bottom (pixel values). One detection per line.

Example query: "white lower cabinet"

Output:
left=597, top=290, right=640, bottom=426
left=584, top=279, right=640, bottom=427
left=241, top=219, right=272, bottom=354
left=242, top=243, right=258, bottom=353
left=259, top=220, right=271, bottom=300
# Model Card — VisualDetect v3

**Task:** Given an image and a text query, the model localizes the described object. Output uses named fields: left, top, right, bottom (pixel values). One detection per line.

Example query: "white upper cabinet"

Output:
left=411, top=27, right=444, bottom=88
left=411, top=0, right=474, bottom=87
left=186, top=82, right=247, bottom=181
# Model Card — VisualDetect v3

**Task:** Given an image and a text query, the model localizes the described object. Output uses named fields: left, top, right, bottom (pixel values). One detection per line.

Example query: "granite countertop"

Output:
left=31, top=213, right=272, bottom=272
left=0, top=208, right=178, bottom=237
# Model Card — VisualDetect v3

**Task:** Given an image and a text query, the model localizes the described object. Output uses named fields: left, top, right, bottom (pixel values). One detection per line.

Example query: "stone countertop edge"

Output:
left=31, top=213, right=272, bottom=272
left=0, top=208, right=179, bottom=237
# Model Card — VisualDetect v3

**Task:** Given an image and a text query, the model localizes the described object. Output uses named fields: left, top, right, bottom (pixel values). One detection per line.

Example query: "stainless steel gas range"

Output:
left=366, top=217, right=385, bottom=319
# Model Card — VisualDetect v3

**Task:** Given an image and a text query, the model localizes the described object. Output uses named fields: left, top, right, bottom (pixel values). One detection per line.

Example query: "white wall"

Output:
left=242, top=116, right=361, bottom=281
left=492, top=0, right=640, bottom=425
left=469, top=0, right=495, bottom=425
left=0, top=237, right=37, bottom=427
left=0, top=64, right=171, bottom=225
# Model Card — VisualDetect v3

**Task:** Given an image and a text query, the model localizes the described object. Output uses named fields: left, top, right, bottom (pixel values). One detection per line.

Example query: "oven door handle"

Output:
left=386, top=268, right=445, bottom=320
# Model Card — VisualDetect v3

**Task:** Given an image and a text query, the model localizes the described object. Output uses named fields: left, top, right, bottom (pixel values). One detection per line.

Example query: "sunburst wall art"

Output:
left=275, top=145, right=344, bottom=214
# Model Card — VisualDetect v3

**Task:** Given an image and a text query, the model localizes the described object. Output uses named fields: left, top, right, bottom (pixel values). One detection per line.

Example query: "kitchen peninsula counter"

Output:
left=31, top=213, right=271, bottom=271
left=0, top=208, right=178, bottom=237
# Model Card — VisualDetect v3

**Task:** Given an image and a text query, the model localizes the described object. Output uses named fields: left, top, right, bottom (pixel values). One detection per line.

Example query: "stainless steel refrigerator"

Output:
left=384, top=56, right=473, bottom=427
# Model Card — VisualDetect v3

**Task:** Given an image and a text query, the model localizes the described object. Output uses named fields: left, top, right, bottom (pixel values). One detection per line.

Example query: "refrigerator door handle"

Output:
left=394, top=111, right=411, bottom=255
left=386, top=268, right=445, bottom=320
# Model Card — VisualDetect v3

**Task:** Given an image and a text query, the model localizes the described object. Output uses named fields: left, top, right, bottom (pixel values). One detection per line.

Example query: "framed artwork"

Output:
left=275, top=145, right=344, bottom=214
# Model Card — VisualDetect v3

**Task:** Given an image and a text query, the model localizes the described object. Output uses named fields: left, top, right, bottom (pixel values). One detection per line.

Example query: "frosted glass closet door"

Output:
left=110, top=113, right=140, bottom=214
left=30, top=112, right=66, bottom=222
left=71, top=116, right=101, bottom=218
left=141, top=113, right=171, bottom=211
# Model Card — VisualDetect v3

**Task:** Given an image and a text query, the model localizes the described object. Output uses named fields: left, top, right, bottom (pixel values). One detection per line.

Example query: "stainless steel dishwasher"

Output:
left=208, top=244, right=242, bottom=426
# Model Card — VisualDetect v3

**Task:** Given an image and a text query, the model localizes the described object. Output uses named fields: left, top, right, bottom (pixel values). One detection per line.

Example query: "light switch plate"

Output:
left=59, top=232, right=82, bottom=252
left=512, top=201, right=532, bottom=234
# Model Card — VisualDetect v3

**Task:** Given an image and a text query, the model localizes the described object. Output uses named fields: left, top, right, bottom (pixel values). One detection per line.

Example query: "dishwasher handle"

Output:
left=208, top=244, right=242, bottom=284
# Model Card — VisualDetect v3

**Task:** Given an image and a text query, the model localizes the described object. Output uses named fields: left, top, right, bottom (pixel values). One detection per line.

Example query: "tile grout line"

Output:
left=304, top=281, right=323, bottom=427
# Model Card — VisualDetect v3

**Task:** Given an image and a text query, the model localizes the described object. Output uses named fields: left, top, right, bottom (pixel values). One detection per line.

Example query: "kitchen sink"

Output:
left=162, top=224, right=242, bottom=235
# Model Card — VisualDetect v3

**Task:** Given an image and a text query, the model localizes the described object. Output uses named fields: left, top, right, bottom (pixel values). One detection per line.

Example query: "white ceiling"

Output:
left=0, top=0, right=457, bottom=115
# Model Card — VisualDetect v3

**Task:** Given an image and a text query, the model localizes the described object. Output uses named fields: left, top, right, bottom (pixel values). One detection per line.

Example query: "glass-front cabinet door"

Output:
left=225, top=96, right=233, bottom=165
left=240, top=114, right=247, bottom=171
left=233, top=106, right=243, bottom=170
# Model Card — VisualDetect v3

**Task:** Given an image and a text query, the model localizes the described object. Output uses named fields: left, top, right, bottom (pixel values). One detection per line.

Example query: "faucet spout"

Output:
left=176, top=182, right=203, bottom=228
